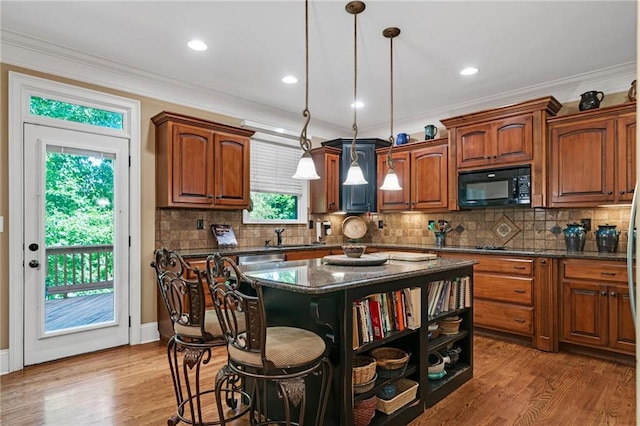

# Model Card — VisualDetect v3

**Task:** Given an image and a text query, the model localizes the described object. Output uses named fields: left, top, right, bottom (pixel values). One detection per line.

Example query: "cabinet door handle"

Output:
left=485, top=156, right=491, bottom=159
left=492, top=155, right=497, bottom=159
left=207, top=195, right=214, bottom=198
left=630, top=188, right=635, bottom=194
left=601, top=291, right=608, bottom=296
left=540, top=259, right=547, bottom=265
left=514, top=289, right=526, bottom=294
left=601, top=272, right=616, bottom=276
left=513, top=318, right=526, bottom=323
left=610, top=292, right=617, bottom=297
left=607, top=191, right=613, bottom=195
left=620, top=190, right=626, bottom=195
left=513, top=266, right=526, bottom=270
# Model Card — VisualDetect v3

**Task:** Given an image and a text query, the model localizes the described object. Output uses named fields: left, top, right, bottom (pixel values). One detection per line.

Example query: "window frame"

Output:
left=242, top=132, right=309, bottom=225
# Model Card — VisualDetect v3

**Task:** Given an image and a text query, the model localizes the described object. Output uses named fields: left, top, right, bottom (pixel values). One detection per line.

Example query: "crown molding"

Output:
left=2, top=29, right=634, bottom=140
left=0, top=29, right=346, bottom=139
left=363, top=62, right=637, bottom=137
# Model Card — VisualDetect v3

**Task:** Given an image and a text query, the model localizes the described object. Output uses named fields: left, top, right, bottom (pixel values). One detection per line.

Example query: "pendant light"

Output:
left=292, top=0, right=320, bottom=180
left=380, top=27, right=403, bottom=191
left=343, top=1, right=367, bottom=186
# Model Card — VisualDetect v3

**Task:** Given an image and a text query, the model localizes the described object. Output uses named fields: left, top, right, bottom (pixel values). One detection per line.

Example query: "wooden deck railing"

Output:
left=46, top=244, right=114, bottom=298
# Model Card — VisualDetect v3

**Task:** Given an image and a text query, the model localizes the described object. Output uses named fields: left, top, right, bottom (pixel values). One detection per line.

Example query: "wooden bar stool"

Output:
left=151, top=248, right=250, bottom=426
left=204, top=253, right=332, bottom=426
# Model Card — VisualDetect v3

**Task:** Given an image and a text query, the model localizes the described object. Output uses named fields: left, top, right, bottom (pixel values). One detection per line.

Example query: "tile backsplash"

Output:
left=156, top=206, right=633, bottom=253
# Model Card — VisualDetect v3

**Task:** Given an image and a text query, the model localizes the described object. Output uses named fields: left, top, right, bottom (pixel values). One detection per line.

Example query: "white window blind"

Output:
left=250, top=137, right=303, bottom=195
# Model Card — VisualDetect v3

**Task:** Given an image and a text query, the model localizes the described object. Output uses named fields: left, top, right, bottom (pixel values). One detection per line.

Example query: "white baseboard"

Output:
left=0, top=322, right=159, bottom=375
left=140, top=322, right=159, bottom=344
left=0, top=349, right=8, bottom=375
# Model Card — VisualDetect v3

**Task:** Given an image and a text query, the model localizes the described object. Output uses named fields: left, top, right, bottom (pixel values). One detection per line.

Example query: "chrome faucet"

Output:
left=275, top=228, right=285, bottom=247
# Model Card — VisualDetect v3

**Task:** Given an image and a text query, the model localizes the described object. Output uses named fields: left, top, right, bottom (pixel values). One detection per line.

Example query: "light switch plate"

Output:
left=0, top=216, right=3, bottom=233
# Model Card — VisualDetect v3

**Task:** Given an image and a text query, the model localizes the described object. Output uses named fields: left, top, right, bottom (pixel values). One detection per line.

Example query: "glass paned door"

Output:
left=44, top=147, right=117, bottom=332
left=24, top=124, right=129, bottom=365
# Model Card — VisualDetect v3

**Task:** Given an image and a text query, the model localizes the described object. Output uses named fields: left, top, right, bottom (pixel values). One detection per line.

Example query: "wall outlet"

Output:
left=581, top=218, right=591, bottom=231
left=309, top=220, right=314, bottom=229
left=378, top=220, right=384, bottom=229
left=196, top=219, right=204, bottom=230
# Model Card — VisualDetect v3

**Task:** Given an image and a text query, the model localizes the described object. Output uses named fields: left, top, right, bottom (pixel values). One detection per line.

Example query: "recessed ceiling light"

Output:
left=188, top=40, right=208, bottom=51
left=282, top=75, right=298, bottom=84
left=351, top=101, right=364, bottom=109
left=460, top=67, right=478, bottom=76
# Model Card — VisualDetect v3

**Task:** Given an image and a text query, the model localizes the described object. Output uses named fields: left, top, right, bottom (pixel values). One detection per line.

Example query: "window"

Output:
left=243, top=134, right=308, bottom=224
left=30, top=96, right=124, bottom=129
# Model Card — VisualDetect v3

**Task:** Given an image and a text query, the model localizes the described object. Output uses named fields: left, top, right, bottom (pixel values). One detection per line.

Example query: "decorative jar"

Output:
left=595, top=224, right=620, bottom=253
left=563, top=223, right=586, bottom=252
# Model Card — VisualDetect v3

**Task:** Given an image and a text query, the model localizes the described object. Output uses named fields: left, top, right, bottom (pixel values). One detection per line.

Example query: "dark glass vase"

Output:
left=563, top=223, right=586, bottom=252
left=595, top=224, right=620, bottom=253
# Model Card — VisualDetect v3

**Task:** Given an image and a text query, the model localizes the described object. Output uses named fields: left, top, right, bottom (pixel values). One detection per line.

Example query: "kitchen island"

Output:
left=239, top=256, right=476, bottom=426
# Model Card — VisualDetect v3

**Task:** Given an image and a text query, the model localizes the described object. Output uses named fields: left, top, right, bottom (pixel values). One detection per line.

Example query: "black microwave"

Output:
left=458, top=166, right=531, bottom=208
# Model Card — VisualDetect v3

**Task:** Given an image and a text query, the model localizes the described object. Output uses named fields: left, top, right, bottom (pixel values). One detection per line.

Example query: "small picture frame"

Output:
left=211, top=224, right=238, bottom=247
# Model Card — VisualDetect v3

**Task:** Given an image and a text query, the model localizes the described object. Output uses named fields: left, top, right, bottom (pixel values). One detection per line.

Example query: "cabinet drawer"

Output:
left=442, top=253, right=533, bottom=276
left=474, top=274, right=533, bottom=305
left=563, top=259, right=628, bottom=283
left=474, top=299, right=533, bottom=335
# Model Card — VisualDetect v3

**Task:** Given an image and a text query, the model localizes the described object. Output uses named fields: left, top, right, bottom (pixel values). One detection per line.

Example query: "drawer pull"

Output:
left=601, top=291, right=608, bottom=296
left=513, top=318, right=526, bottom=323
left=610, top=292, right=617, bottom=297
left=601, top=272, right=616, bottom=276
left=513, top=266, right=526, bottom=270
left=513, top=289, right=526, bottom=294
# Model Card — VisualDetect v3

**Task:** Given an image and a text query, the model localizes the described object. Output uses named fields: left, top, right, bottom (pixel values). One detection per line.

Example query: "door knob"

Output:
left=28, top=260, right=40, bottom=268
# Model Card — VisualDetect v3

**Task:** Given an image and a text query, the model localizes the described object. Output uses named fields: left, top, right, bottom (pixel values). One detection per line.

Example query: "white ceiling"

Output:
left=1, top=1, right=637, bottom=140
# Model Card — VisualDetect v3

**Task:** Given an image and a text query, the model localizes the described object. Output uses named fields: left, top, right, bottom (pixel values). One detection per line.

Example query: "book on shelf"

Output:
left=369, top=298, right=385, bottom=340
left=363, top=298, right=373, bottom=343
left=352, top=304, right=360, bottom=349
left=394, top=290, right=405, bottom=331
left=463, top=276, right=472, bottom=307
left=404, top=287, right=421, bottom=329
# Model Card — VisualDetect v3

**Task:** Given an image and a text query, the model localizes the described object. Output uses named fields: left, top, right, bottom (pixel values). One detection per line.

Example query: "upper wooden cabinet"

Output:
left=376, top=139, right=448, bottom=212
left=309, top=146, right=341, bottom=214
left=152, top=111, right=254, bottom=209
left=442, top=96, right=562, bottom=210
left=454, top=114, right=534, bottom=169
left=547, top=102, right=636, bottom=207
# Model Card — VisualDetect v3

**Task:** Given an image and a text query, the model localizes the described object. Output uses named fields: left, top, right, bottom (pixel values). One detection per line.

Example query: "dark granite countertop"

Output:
left=177, top=243, right=630, bottom=262
left=238, top=257, right=476, bottom=295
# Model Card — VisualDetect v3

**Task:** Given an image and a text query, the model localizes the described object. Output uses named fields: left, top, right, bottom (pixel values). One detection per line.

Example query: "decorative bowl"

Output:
left=342, top=244, right=367, bottom=258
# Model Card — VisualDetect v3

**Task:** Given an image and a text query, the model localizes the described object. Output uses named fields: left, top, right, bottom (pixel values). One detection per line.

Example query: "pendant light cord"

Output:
left=299, top=0, right=312, bottom=153
left=386, top=32, right=396, bottom=169
left=350, top=8, right=359, bottom=163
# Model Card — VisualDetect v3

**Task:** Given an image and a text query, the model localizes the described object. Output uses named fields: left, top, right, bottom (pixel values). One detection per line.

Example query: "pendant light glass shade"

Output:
left=380, top=167, right=402, bottom=191
left=343, top=1, right=367, bottom=186
left=344, top=159, right=368, bottom=185
left=292, top=0, right=320, bottom=180
left=380, top=26, right=402, bottom=191
left=292, top=151, right=320, bottom=179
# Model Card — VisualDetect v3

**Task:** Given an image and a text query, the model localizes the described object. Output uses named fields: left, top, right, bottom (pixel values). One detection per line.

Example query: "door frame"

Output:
left=8, top=72, right=142, bottom=372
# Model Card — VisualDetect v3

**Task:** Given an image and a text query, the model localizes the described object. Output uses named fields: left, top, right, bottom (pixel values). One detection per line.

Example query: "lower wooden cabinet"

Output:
left=439, top=252, right=556, bottom=351
left=561, top=259, right=635, bottom=355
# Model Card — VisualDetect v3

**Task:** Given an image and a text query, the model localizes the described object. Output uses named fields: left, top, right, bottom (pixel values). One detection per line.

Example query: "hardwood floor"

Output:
left=1, top=335, right=635, bottom=425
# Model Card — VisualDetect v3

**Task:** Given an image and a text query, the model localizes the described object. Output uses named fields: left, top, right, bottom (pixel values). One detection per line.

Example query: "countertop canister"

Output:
left=563, top=223, right=586, bottom=252
left=595, top=224, right=620, bottom=253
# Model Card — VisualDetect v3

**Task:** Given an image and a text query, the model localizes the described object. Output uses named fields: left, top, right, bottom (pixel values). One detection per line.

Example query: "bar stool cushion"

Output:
left=174, top=309, right=245, bottom=340
left=228, top=326, right=326, bottom=369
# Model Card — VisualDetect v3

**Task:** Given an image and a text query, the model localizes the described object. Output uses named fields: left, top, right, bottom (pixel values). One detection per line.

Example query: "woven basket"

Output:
left=354, top=372, right=378, bottom=394
left=353, top=355, right=377, bottom=385
left=370, top=347, right=410, bottom=371
left=354, top=395, right=377, bottom=426
left=375, top=378, right=419, bottom=415
left=440, top=317, right=462, bottom=335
